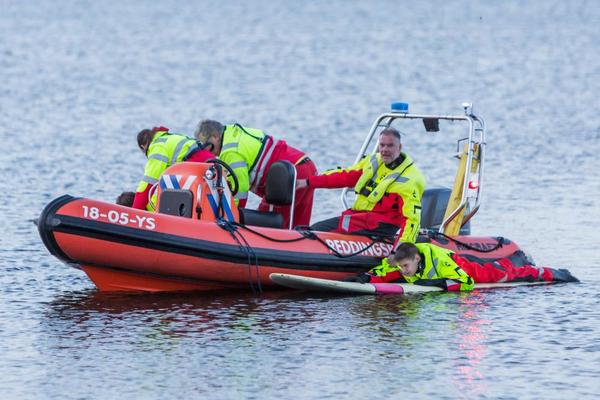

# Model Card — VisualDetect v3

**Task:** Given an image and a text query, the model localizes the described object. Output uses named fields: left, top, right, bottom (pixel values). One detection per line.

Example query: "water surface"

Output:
left=1, top=1, right=599, bottom=399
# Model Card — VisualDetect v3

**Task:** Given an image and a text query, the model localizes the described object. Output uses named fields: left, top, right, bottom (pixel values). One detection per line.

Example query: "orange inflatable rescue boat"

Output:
left=37, top=103, right=527, bottom=292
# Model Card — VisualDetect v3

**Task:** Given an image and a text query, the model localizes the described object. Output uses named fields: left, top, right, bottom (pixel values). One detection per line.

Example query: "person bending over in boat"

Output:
left=195, top=120, right=317, bottom=228
left=346, top=242, right=579, bottom=290
left=132, top=126, right=214, bottom=211
left=296, top=128, right=425, bottom=241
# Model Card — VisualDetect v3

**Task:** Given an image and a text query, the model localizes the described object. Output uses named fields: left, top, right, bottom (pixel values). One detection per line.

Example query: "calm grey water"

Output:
left=1, top=1, right=599, bottom=399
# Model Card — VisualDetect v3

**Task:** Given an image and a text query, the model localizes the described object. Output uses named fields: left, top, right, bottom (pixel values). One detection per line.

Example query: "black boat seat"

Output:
left=265, top=160, right=296, bottom=206
left=238, top=160, right=297, bottom=229
left=238, top=209, right=284, bottom=228
left=420, top=186, right=470, bottom=235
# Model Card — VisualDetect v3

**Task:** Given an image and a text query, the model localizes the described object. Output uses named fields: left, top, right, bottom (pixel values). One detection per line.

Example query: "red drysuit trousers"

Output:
left=452, top=254, right=554, bottom=283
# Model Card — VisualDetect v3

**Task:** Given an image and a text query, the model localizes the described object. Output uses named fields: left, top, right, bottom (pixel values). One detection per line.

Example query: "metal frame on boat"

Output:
left=343, top=102, right=485, bottom=234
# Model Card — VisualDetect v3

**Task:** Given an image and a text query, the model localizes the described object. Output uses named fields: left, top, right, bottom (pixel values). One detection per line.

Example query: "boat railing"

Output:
left=340, top=102, right=486, bottom=235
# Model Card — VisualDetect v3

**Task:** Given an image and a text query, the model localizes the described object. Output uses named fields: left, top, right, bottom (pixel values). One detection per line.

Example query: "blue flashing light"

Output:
left=391, top=102, right=409, bottom=113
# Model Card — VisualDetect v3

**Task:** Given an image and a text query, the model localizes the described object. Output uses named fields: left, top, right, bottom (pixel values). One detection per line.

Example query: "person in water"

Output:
left=195, top=120, right=317, bottom=228
left=132, top=126, right=214, bottom=211
left=346, top=242, right=579, bottom=291
left=116, top=191, right=135, bottom=207
left=296, top=128, right=425, bottom=241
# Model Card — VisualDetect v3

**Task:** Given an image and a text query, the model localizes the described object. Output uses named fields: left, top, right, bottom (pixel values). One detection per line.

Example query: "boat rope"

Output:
left=231, top=222, right=309, bottom=243
left=303, top=231, right=384, bottom=258
left=232, top=222, right=393, bottom=258
left=216, top=166, right=225, bottom=219
left=216, top=219, right=396, bottom=291
left=217, top=219, right=262, bottom=293
left=430, top=232, right=506, bottom=253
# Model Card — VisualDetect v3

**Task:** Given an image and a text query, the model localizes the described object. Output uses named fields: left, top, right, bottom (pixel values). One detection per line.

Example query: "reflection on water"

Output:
left=45, top=290, right=318, bottom=342
left=42, top=289, right=499, bottom=397
left=453, top=292, right=490, bottom=398
left=13, top=279, right=600, bottom=398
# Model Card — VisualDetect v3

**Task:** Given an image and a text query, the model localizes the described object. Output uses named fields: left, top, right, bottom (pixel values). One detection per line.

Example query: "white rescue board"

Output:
left=269, top=273, right=554, bottom=295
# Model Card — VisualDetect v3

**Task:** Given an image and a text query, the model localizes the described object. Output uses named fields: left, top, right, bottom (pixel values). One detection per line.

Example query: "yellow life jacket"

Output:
left=352, top=153, right=425, bottom=211
left=219, top=124, right=275, bottom=202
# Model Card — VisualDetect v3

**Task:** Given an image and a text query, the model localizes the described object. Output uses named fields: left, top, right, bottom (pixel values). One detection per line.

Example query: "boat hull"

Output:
left=38, top=195, right=522, bottom=292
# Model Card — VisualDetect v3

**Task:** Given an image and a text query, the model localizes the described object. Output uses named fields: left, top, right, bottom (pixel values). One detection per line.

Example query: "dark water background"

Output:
left=1, top=1, right=599, bottom=399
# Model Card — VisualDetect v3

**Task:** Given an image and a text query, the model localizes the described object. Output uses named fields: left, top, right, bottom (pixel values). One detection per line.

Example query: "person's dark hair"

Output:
left=379, top=128, right=401, bottom=142
left=195, top=119, right=224, bottom=141
left=389, top=242, right=419, bottom=264
left=137, top=129, right=155, bottom=154
left=116, top=191, right=135, bottom=207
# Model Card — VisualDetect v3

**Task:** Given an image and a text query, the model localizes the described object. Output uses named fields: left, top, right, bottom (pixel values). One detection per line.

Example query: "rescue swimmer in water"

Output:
left=116, top=191, right=135, bottom=207
left=345, top=242, right=579, bottom=290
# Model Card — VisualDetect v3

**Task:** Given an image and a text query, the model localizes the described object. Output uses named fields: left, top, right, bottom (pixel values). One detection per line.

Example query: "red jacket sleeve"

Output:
left=308, top=169, right=362, bottom=189
left=368, top=270, right=404, bottom=283
left=132, top=186, right=151, bottom=210
left=186, top=149, right=215, bottom=162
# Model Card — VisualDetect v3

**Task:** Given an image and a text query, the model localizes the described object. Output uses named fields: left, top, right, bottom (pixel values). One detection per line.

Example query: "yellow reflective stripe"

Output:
left=170, top=138, right=187, bottom=164
left=341, top=215, right=351, bottom=232
left=220, top=151, right=250, bottom=196
left=354, top=154, right=380, bottom=195
left=142, top=175, right=158, bottom=185
left=222, top=142, right=238, bottom=151
left=148, top=154, right=168, bottom=163
left=369, top=154, right=379, bottom=181
left=383, top=172, right=409, bottom=184
left=235, top=191, right=249, bottom=200
left=229, top=161, right=248, bottom=170
left=427, top=257, right=438, bottom=279
left=143, top=156, right=169, bottom=183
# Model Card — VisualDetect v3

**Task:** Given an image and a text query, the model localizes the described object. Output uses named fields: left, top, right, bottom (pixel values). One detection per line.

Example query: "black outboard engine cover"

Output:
left=420, top=187, right=470, bottom=235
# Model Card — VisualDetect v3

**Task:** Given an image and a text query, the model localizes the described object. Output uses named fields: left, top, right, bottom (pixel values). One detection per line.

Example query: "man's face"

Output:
left=392, top=255, right=420, bottom=276
left=140, top=142, right=149, bottom=157
left=378, top=133, right=401, bottom=164
left=203, top=134, right=220, bottom=155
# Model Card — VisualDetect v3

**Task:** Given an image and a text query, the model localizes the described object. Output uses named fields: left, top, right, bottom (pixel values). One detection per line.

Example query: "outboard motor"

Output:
left=421, top=187, right=470, bottom=235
